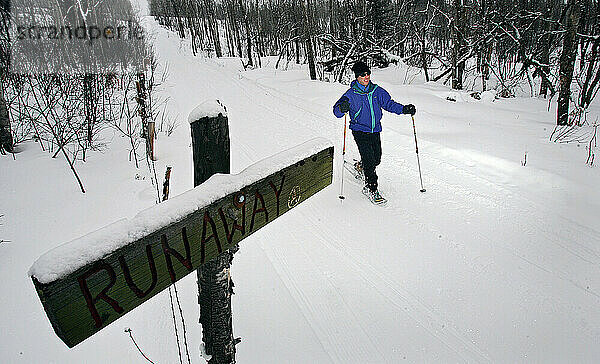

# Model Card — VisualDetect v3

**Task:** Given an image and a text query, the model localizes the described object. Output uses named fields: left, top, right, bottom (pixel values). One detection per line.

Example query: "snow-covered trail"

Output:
left=154, top=36, right=492, bottom=361
left=238, top=72, right=600, bottom=362
left=147, top=17, right=600, bottom=363
left=1, top=14, right=599, bottom=364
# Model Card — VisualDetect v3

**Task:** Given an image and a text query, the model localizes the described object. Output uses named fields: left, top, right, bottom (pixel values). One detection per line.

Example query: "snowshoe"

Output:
left=343, top=160, right=364, bottom=182
left=353, top=160, right=364, bottom=176
left=362, top=186, right=387, bottom=205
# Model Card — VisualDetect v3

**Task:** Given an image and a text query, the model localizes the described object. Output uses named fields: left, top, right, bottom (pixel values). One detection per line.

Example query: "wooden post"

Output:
left=136, top=73, right=155, bottom=160
left=190, top=103, right=230, bottom=186
left=148, top=121, right=156, bottom=161
left=162, top=166, right=172, bottom=202
left=190, top=101, right=237, bottom=364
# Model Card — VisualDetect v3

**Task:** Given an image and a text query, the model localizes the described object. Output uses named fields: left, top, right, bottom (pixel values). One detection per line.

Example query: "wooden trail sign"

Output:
left=30, top=140, right=333, bottom=348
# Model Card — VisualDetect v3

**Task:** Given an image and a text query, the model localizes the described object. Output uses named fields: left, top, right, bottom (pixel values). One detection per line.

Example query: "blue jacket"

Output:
left=333, top=80, right=404, bottom=133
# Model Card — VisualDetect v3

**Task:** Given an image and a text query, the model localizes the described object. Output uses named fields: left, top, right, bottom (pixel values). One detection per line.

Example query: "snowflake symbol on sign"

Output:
left=287, top=186, right=301, bottom=209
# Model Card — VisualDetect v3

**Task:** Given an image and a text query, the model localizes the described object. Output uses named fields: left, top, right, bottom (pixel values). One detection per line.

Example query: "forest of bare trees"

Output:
left=150, top=0, right=599, bottom=126
left=0, top=1, right=173, bottom=191
left=1, top=0, right=599, bottom=165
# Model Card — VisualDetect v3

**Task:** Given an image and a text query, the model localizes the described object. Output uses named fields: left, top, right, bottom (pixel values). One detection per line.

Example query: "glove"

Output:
left=402, top=104, right=416, bottom=115
left=338, top=97, right=350, bottom=113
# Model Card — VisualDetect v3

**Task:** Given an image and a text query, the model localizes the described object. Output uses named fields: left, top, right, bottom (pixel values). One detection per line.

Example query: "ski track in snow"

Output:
left=232, top=64, right=600, bottom=360
left=264, top=69, right=599, bottom=272
left=204, top=80, right=388, bottom=361
left=215, top=65, right=492, bottom=361
left=380, top=133, right=600, bottom=299
left=198, top=69, right=490, bottom=361
left=256, top=234, right=385, bottom=363
left=195, top=49, right=599, bottom=360
left=300, top=213, right=493, bottom=363
left=240, top=66, right=600, bottom=302
left=145, top=33, right=600, bottom=360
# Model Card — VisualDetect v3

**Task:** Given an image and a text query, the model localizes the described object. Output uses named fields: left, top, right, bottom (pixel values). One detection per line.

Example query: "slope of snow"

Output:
left=1, top=13, right=599, bottom=364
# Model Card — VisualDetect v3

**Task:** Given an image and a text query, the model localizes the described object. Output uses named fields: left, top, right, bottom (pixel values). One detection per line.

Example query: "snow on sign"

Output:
left=29, top=140, right=333, bottom=348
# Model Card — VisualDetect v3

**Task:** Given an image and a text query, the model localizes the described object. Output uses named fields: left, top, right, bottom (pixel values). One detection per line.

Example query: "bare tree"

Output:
left=558, top=0, right=582, bottom=125
left=0, top=2, right=13, bottom=154
left=451, top=0, right=467, bottom=90
left=0, top=79, right=12, bottom=154
left=304, top=0, right=317, bottom=80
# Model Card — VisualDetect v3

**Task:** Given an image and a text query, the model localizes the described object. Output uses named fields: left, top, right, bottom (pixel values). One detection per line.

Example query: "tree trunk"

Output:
left=190, top=110, right=238, bottom=364
left=329, top=0, right=337, bottom=59
left=239, top=0, right=253, bottom=67
left=83, top=74, right=97, bottom=145
left=171, top=2, right=186, bottom=38
left=205, top=0, right=223, bottom=58
left=452, top=0, right=465, bottom=90
left=254, top=0, right=264, bottom=65
left=0, top=5, right=11, bottom=154
left=229, top=2, right=243, bottom=58
left=212, top=12, right=223, bottom=57
left=557, top=0, right=581, bottom=125
left=0, top=79, right=13, bottom=154
left=304, top=0, right=317, bottom=80
left=223, top=10, right=234, bottom=57
left=198, top=251, right=238, bottom=364
left=539, top=2, right=553, bottom=98
left=539, top=43, right=551, bottom=97
left=306, top=37, right=317, bottom=80
left=478, top=43, right=491, bottom=92
left=579, top=38, right=600, bottom=110
left=421, top=36, right=429, bottom=82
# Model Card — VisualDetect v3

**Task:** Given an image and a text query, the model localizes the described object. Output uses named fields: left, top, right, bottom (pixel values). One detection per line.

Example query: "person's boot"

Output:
left=362, top=184, right=387, bottom=205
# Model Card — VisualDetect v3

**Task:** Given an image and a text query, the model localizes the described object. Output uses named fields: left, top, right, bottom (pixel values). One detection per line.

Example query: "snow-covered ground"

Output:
left=2, top=12, right=600, bottom=364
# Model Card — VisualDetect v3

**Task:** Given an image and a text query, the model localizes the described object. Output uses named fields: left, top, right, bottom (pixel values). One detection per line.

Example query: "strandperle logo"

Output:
left=10, top=0, right=146, bottom=75
left=16, top=20, right=144, bottom=46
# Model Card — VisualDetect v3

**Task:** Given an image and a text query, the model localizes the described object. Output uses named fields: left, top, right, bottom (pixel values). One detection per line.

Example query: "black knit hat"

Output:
left=351, top=61, right=370, bottom=78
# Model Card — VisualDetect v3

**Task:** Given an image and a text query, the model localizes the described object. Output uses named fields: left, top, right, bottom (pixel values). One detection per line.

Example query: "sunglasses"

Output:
left=358, top=71, right=371, bottom=77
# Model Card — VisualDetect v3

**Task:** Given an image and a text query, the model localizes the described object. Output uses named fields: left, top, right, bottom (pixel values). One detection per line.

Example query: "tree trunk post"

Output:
left=190, top=101, right=238, bottom=364
left=136, top=73, right=155, bottom=160
left=451, top=0, right=465, bottom=90
left=0, top=79, right=13, bottom=154
left=557, top=0, right=581, bottom=125
left=147, top=121, right=156, bottom=161
left=304, top=0, right=317, bottom=80
left=83, top=74, right=97, bottom=146
left=539, top=4, right=553, bottom=98
left=190, top=107, right=230, bottom=187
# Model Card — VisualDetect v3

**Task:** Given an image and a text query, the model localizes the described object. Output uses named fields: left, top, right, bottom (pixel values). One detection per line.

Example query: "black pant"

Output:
left=352, top=131, right=382, bottom=191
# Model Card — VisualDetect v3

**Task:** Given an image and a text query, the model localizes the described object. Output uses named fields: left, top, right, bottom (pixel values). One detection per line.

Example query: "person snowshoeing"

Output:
left=333, top=60, right=416, bottom=204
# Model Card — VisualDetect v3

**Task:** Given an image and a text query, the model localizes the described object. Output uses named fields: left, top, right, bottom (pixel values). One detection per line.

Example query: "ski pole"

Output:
left=339, top=113, right=347, bottom=200
left=411, top=115, right=426, bottom=193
